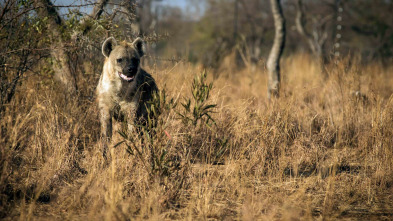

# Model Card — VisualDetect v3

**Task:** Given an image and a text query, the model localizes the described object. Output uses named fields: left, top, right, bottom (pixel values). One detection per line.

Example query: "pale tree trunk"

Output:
left=267, top=0, right=286, bottom=99
left=34, top=0, right=77, bottom=94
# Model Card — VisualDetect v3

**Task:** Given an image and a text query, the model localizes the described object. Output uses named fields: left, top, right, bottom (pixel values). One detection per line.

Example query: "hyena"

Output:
left=96, top=37, right=158, bottom=158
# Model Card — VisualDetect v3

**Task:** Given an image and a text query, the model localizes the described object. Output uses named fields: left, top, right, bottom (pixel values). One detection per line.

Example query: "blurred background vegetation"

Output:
left=1, top=0, right=393, bottom=102
left=1, top=0, right=393, bottom=219
left=2, top=0, right=393, bottom=107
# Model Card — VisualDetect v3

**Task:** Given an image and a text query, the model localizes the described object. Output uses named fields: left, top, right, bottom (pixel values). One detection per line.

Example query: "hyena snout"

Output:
left=117, top=62, right=139, bottom=82
left=119, top=59, right=140, bottom=78
left=125, top=65, right=138, bottom=75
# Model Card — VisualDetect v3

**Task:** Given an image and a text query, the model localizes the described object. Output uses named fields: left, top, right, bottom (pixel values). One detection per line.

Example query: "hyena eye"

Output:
left=116, top=58, right=123, bottom=63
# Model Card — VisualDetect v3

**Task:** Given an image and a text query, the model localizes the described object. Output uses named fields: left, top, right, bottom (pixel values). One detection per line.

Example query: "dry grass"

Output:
left=1, top=54, right=393, bottom=220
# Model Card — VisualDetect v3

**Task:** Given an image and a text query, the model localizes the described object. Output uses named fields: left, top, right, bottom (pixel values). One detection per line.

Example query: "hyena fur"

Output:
left=96, top=37, right=158, bottom=158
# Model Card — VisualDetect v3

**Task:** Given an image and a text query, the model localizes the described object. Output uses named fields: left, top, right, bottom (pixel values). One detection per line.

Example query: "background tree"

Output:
left=344, top=0, right=393, bottom=62
left=295, top=0, right=340, bottom=68
left=33, top=0, right=78, bottom=94
left=73, top=0, right=110, bottom=39
left=183, top=0, right=272, bottom=70
left=0, top=0, right=43, bottom=115
left=1, top=0, right=393, bottom=108
left=267, top=0, right=285, bottom=99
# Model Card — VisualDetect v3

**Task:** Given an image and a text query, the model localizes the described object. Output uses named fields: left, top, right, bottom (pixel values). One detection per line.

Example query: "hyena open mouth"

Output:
left=118, top=72, right=134, bottom=82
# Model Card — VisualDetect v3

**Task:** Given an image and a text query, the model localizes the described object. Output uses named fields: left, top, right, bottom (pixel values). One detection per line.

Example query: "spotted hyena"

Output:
left=96, top=37, right=158, bottom=158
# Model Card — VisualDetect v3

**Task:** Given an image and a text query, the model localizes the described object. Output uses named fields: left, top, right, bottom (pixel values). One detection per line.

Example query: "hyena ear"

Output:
left=102, top=37, right=117, bottom=58
left=132, top=37, right=145, bottom=57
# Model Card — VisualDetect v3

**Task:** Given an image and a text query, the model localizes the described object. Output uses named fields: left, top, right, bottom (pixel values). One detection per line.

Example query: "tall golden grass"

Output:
left=1, top=54, right=393, bottom=220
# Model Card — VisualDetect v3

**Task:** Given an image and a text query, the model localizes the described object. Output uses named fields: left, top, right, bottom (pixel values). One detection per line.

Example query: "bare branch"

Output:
left=295, top=0, right=331, bottom=65
left=74, top=0, right=110, bottom=38
left=319, top=14, right=333, bottom=28
left=93, top=0, right=109, bottom=20
left=295, top=0, right=311, bottom=39
left=0, top=3, right=37, bottom=31
left=0, top=0, right=13, bottom=24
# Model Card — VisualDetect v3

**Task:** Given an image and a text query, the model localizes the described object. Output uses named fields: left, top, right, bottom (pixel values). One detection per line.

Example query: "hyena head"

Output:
left=102, top=37, right=145, bottom=82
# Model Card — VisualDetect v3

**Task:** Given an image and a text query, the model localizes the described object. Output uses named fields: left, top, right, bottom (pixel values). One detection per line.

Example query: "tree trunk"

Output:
left=34, top=0, right=77, bottom=94
left=267, top=0, right=286, bottom=99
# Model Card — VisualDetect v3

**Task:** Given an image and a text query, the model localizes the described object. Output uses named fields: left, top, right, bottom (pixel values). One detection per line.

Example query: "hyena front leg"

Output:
left=120, top=103, right=138, bottom=134
left=120, top=93, right=140, bottom=134
left=99, top=105, right=112, bottom=159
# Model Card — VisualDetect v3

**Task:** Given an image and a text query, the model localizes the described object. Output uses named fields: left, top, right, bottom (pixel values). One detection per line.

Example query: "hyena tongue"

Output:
left=119, top=72, right=134, bottom=82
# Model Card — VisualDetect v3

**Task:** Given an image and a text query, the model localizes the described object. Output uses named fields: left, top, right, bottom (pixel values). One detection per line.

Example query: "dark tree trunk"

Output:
left=33, top=0, right=77, bottom=94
